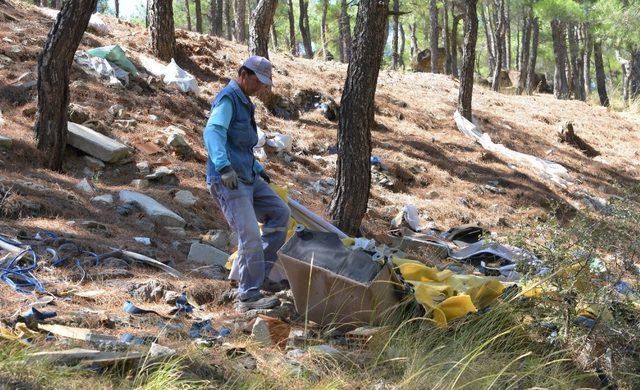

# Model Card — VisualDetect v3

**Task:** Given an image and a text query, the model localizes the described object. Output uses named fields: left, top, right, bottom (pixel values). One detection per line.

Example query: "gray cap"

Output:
left=242, top=55, right=273, bottom=86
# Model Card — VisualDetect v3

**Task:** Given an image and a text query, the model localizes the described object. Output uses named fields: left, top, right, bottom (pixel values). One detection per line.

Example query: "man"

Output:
left=203, top=56, right=290, bottom=312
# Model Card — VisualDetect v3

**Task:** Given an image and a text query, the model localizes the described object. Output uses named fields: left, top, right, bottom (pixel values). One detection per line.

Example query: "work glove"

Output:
left=259, top=171, right=271, bottom=184
left=220, top=166, right=238, bottom=190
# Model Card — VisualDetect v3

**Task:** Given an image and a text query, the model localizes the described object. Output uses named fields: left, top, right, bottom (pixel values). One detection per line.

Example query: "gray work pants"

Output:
left=209, top=178, right=290, bottom=301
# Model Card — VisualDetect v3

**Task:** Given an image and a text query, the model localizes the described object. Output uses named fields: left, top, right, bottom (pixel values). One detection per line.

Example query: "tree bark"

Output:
left=458, top=0, right=478, bottom=121
left=429, top=0, right=439, bottom=73
left=248, top=0, right=278, bottom=59
left=550, top=18, right=569, bottom=99
left=479, top=4, right=494, bottom=74
left=516, top=8, right=532, bottom=95
left=629, top=50, right=640, bottom=100
left=568, top=24, right=585, bottom=101
left=339, top=0, right=351, bottom=63
left=194, top=0, right=202, bottom=33
left=224, top=0, right=232, bottom=40
left=150, top=0, right=176, bottom=62
left=442, top=1, right=452, bottom=74
left=582, top=24, right=591, bottom=96
left=298, top=0, right=313, bottom=58
left=525, top=16, right=539, bottom=95
left=287, top=0, right=297, bottom=55
left=451, top=10, right=462, bottom=78
left=35, top=0, right=98, bottom=171
left=321, top=0, right=329, bottom=60
left=114, top=0, right=119, bottom=18
left=593, top=40, right=609, bottom=107
left=210, top=0, right=224, bottom=36
left=271, top=21, right=278, bottom=50
left=330, top=0, right=389, bottom=236
left=184, top=0, right=191, bottom=31
left=391, top=0, right=399, bottom=70
left=409, top=22, right=418, bottom=59
left=234, top=0, right=246, bottom=42
left=491, top=0, right=505, bottom=92
left=399, top=22, right=405, bottom=70
left=505, top=0, right=511, bottom=69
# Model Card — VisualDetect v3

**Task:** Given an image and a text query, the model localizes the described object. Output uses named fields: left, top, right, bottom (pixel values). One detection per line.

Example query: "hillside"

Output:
left=1, top=2, right=639, bottom=388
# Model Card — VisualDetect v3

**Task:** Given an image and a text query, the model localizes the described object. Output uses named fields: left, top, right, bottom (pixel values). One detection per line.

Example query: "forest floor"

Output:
left=0, top=2, right=639, bottom=388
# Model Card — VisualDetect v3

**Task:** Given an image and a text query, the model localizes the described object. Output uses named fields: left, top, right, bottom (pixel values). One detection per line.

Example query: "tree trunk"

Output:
left=298, top=0, right=313, bottom=58
left=248, top=0, right=278, bottom=59
left=505, top=0, right=511, bottom=69
left=271, top=21, right=278, bottom=50
left=458, top=0, right=478, bottom=121
left=550, top=18, right=569, bottom=99
left=451, top=11, right=462, bottom=78
left=210, top=0, right=224, bottom=36
left=515, top=16, right=520, bottom=70
left=150, top=0, right=176, bottom=62
left=516, top=8, right=532, bottom=95
left=145, top=0, right=149, bottom=28
left=399, top=22, right=405, bottom=70
left=593, top=40, right=609, bottom=107
left=525, top=16, right=539, bottom=95
left=479, top=4, right=494, bottom=74
left=429, top=0, right=439, bottom=73
left=194, top=0, right=202, bottom=33
left=224, top=0, right=232, bottom=40
left=491, top=0, right=505, bottom=92
left=35, top=0, right=98, bottom=171
left=629, top=50, right=640, bottom=100
left=568, top=24, right=585, bottom=101
left=582, top=24, right=591, bottom=96
left=287, top=0, right=296, bottom=55
left=184, top=0, right=191, bottom=31
left=330, top=0, right=389, bottom=236
left=442, top=1, right=452, bottom=74
left=114, top=0, right=119, bottom=18
left=339, top=0, right=351, bottom=63
left=409, top=22, right=418, bottom=59
left=391, top=0, right=399, bottom=70
left=321, top=0, right=329, bottom=60
left=234, top=0, right=246, bottom=42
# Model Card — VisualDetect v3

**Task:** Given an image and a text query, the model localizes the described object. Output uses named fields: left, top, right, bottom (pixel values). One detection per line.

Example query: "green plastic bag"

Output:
left=86, top=45, right=138, bottom=76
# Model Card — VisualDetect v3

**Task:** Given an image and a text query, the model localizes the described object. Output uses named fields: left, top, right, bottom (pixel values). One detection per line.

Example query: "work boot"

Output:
left=234, top=293, right=280, bottom=313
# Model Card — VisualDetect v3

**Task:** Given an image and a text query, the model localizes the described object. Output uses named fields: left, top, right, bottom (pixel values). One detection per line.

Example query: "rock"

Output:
left=308, top=344, right=342, bottom=359
left=83, top=156, right=105, bottom=170
left=148, top=343, right=176, bottom=359
left=0, top=135, right=12, bottom=148
left=113, top=119, right=137, bottom=130
left=164, top=226, right=186, bottom=238
left=68, top=103, right=91, bottom=124
left=166, top=130, right=194, bottom=158
left=145, top=166, right=179, bottom=185
left=75, top=178, right=96, bottom=194
left=148, top=114, right=159, bottom=121
left=198, top=265, right=228, bottom=280
left=251, top=315, right=291, bottom=348
left=108, top=104, right=125, bottom=118
left=91, top=194, right=114, bottom=205
left=119, top=190, right=186, bottom=228
left=128, top=280, right=174, bottom=302
left=136, top=161, right=150, bottom=175
left=135, top=219, right=155, bottom=232
left=201, top=230, right=232, bottom=250
left=67, top=122, right=130, bottom=163
left=130, top=179, right=149, bottom=189
left=116, top=202, right=138, bottom=216
left=174, top=190, right=198, bottom=207
left=134, top=237, right=152, bottom=246
left=187, top=243, right=229, bottom=267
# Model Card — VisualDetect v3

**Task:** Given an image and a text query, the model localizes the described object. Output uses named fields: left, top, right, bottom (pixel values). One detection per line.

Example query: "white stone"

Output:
left=251, top=317, right=273, bottom=346
left=163, top=125, right=186, bottom=136
left=148, top=343, right=176, bottom=358
left=148, top=114, right=159, bottom=121
left=134, top=237, right=152, bottom=246
left=91, top=194, right=114, bottom=205
left=136, top=161, right=150, bottom=175
left=187, top=243, right=229, bottom=267
left=164, top=226, right=186, bottom=238
left=119, top=190, right=186, bottom=228
left=75, top=178, right=95, bottom=194
left=174, top=190, right=198, bottom=207
left=166, top=132, right=189, bottom=148
left=308, top=344, right=341, bottom=357
left=67, top=122, right=130, bottom=163
left=83, top=155, right=105, bottom=170
left=108, top=104, right=124, bottom=118
left=130, top=179, right=149, bottom=189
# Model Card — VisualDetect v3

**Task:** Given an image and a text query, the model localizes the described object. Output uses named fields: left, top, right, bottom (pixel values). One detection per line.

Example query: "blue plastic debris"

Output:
left=175, top=292, right=193, bottom=314
left=123, top=301, right=162, bottom=316
left=574, top=315, right=597, bottom=330
left=120, top=333, right=147, bottom=345
left=20, top=307, right=57, bottom=326
left=189, top=320, right=217, bottom=338
left=371, top=156, right=382, bottom=166
left=219, top=327, right=231, bottom=337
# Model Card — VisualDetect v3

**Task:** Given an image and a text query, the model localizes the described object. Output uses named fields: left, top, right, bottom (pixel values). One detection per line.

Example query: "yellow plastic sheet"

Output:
left=0, top=322, right=40, bottom=344
left=394, top=257, right=505, bottom=327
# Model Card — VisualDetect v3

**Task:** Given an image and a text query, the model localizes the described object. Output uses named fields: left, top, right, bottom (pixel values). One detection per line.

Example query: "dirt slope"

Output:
left=0, top=1, right=639, bottom=351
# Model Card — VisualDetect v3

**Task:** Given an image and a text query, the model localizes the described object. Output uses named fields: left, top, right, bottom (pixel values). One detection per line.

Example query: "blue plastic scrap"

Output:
left=174, top=292, right=193, bottom=314
left=188, top=320, right=231, bottom=339
left=20, top=307, right=57, bottom=326
left=123, top=301, right=162, bottom=316
left=371, top=156, right=382, bottom=166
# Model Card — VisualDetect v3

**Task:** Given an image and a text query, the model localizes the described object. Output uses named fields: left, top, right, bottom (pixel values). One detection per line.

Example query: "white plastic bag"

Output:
left=39, top=8, right=109, bottom=35
left=163, top=59, right=200, bottom=95
left=74, top=51, right=128, bottom=86
left=266, top=133, right=292, bottom=152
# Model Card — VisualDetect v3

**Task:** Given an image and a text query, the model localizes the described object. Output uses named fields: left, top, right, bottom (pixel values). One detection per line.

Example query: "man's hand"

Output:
left=259, top=171, right=271, bottom=183
left=220, top=166, right=238, bottom=189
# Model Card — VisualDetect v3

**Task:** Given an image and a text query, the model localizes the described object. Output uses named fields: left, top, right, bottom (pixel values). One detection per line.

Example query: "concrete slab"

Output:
left=67, top=122, right=130, bottom=163
left=119, top=190, right=185, bottom=227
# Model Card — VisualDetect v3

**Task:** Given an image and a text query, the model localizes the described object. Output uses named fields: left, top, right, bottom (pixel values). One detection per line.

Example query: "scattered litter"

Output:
left=19, top=307, right=56, bottom=327
left=38, top=324, right=120, bottom=345
left=139, top=55, right=199, bottom=95
left=110, top=247, right=183, bottom=278
left=74, top=289, right=106, bottom=300
left=28, top=349, right=144, bottom=367
left=38, top=8, right=109, bottom=35
left=309, top=178, right=335, bottom=195
left=454, top=111, right=571, bottom=188
left=74, top=51, right=129, bottom=86
left=123, top=300, right=165, bottom=317
left=390, top=204, right=422, bottom=231
left=266, top=133, right=293, bottom=152
left=133, top=237, right=152, bottom=246
left=86, top=45, right=138, bottom=76
left=371, top=156, right=382, bottom=166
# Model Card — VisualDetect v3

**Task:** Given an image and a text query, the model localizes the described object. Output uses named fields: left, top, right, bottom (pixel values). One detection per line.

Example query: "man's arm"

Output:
left=203, top=96, right=233, bottom=172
